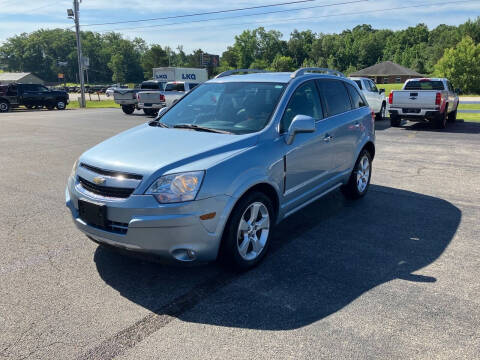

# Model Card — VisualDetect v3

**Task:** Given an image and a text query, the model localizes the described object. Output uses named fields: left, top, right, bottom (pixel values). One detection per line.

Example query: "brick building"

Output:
left=349, top=61, right=422, bottom=84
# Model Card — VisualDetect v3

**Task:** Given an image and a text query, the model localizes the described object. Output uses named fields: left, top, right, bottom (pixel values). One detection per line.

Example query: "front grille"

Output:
left=89, top=220, right=129, bottom=234
left=80, top=163, right=143, bottom=180
left=78, top=176, right=134, bottom=198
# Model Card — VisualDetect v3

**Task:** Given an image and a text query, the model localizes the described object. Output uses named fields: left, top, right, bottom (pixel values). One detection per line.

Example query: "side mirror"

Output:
left=155, top=107, right=168, bottom=120
left=285, top=115, right=315, bottom=145
left=379, top=88, right=385, bottom=94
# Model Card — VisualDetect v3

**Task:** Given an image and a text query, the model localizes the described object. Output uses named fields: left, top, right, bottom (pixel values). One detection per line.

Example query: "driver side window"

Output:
left=280, top=81, right=322, bottom=133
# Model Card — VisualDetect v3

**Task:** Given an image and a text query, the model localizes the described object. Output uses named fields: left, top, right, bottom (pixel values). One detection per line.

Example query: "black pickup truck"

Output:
left=0, top=83, right=69, bottom=112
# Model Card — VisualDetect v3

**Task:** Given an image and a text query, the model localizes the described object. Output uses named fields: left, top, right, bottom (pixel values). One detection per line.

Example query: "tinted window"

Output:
left=354, top=80, right=363, bottom=90
left=165, top=83, right=185, bottom=92
left=189, top=83, right=199, bottom=89
left=280, top=81, right=323, bottom=132
left=159, top=82, right=286, bottom=134
left=369, top=81, right=378, bottom=92
left=141, top=82, right=163, bottom=90
left=346, top=84, right=366, bottom=108
left=404, top=80, right=444, bottom=90
left=317, top=80, right=352, bottom=116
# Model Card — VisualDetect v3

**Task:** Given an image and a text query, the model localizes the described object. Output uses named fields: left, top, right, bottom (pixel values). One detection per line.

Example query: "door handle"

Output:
left=323, top=134, right=333, bottom=142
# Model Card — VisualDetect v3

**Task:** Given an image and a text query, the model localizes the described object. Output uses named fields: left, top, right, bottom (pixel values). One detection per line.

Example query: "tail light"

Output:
left=388, top=92, right=393, bottom=104
left=160, top=94, right=165, bottom=102
left=435, top=92, right=441, bottom=106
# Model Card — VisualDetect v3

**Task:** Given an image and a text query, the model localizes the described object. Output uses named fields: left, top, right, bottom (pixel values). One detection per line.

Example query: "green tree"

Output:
left=434, top=36, right=480, bottom=94
left=108, top=54, right=126, bottom=83
left=270, top=55, right=295, bottom=72
left=141, top=45, right=169, bottom=78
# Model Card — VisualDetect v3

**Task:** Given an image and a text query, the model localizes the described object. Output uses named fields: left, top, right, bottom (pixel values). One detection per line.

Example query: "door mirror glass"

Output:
left=379, top=88, right=385, bottom=94
left=285, top=115, right=315, bottom=145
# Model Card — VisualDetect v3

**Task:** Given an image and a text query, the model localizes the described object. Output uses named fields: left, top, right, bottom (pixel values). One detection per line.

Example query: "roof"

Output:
left=349, top=61, right=422, bottom=77
left=209, top=71, right=348, bottom=84
left=0, top=72, right=37, bottom=81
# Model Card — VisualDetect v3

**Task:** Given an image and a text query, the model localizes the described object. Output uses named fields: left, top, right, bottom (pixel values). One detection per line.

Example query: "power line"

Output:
left=95, top=0, right=368, bottom=32
left=100, top=0, right=479, bottom=33
left=82, top=0, right=321, bottom=27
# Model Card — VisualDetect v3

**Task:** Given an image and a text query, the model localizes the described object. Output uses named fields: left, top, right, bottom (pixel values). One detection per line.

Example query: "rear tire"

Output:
left=122, top=105, right=135, bottom=115
left=434, top=110, right=447, bottom=129
left=447, top=108, right=457, bottom=123
left=390, top=114, right=401, bottom=127
left=0, top=100, right=10, bottom=113
left=342, top=149, right=372, bottom=200
left=219, top=191, right=274, bottom=272
left=376, top=102, right=386, bottom=121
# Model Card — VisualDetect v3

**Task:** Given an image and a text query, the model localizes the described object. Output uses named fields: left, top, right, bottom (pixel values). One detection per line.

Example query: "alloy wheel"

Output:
left=356, top=155, right=370, bottom=193
left=237, top=202, right=270, bottom=261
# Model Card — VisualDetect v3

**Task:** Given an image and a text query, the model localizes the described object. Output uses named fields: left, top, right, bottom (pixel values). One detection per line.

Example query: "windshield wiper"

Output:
left=173, top=124, right=232, bottom=134
left=148, top=120, right=169, bottom=128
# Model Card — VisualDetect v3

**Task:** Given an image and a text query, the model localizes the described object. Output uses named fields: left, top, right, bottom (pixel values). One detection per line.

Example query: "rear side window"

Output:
left=317, top=80, right=352, bottom=117
left=354, top=80, right=363, bottom=90
left=346, top=84, right=366, bottom=108
left=404, top=80, right=444, bottom=90
left=280, top=81, right=323, bottom=132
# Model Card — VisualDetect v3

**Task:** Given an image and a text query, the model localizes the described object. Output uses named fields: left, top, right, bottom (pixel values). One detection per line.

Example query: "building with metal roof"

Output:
left=0, top=72, right=44, bottom=85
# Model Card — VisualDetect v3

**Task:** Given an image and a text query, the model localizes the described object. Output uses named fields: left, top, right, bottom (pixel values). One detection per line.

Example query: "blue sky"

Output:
left=1, top=0, right=479, bottom=54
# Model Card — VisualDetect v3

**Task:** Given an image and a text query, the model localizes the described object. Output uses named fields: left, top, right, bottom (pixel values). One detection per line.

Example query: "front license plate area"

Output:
left=78, top=199, right=107, bottom=227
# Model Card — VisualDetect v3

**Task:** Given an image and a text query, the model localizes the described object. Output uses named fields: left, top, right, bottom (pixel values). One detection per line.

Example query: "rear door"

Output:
left=282, top=80, right=337, bottom=210
left=317, top=79, right=364, bottom=175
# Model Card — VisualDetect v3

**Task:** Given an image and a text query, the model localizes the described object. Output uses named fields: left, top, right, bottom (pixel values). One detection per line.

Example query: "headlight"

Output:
left=70, top=160, right=78, bottom=179
left=146, top=171, right=204, bottom=203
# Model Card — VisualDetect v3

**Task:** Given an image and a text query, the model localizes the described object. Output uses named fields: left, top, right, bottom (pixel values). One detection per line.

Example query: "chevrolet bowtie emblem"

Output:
left=92, top=176, right=106, bottom=185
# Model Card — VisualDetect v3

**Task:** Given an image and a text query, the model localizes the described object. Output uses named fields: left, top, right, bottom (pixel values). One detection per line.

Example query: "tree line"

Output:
left=0, top=18, right=479, bottom=92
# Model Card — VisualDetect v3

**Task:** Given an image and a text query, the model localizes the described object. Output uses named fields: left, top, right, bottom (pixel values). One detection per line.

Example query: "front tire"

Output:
left=122, top=105, right=135, bottom=115
left=220, top=192, right=274, bottom=271
left=342, top=150, right=372, bottom=200
left=447, top=108, right=457, bottom=123
left=376, top=102, right=386, bottom=121
left=56, top=100, right=66, bottom=110
left=0, top=100, right=10, bottom=113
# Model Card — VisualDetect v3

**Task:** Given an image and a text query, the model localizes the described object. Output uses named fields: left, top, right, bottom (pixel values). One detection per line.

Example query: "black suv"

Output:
left=0, top=83, right=69, bottom=112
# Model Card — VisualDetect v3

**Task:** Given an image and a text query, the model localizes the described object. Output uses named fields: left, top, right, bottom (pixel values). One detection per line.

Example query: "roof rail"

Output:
left=215, top=69, right=267, bottom=79
left=290, top=67, right=345, bottom=79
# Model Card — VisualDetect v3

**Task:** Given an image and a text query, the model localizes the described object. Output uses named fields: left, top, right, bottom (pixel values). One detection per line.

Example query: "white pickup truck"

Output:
left=137, top=82, right=199, bottom=115
left=388, top=78, right=459, bottom=129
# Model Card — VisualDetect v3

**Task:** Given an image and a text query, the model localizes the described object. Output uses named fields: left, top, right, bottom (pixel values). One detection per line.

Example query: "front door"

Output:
left=281, top=81, right=336, bottom=212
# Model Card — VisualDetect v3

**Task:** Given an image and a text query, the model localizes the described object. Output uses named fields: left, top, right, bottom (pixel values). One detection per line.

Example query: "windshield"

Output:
left=404, top=80, right=444, bottom=91
left=158, top=82, right=286, bottom=134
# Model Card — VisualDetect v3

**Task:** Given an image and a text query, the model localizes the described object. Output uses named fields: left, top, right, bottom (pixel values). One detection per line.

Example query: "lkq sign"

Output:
left=182, top=73, right=196, bottom=80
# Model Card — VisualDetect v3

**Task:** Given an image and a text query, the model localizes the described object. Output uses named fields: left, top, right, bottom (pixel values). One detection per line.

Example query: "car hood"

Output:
left=80, top=123, right=258, bottom=179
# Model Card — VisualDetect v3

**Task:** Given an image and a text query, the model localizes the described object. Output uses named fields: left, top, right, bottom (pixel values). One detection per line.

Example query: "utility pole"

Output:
left=69, top=0, right=86, bottom=108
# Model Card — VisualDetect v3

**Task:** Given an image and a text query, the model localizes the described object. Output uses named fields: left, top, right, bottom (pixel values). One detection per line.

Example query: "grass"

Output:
left=69, top=100, right=119, bottom=109
left=380, top=83, right=403, bottom=94
left=458, top=103, right=480, bottom=110
left=458, top=112, right=480, bottom=122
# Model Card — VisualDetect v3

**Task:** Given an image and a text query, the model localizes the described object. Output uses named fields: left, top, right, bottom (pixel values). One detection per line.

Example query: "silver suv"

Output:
left=66, top=68, right=375, bottom=270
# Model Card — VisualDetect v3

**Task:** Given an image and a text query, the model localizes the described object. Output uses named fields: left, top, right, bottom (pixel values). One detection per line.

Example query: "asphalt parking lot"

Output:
left=1, top=109, right=479, bottom=359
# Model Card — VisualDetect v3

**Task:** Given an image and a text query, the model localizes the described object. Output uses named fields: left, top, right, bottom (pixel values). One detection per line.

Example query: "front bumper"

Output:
left=65, top=178, right=231, bottom=263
